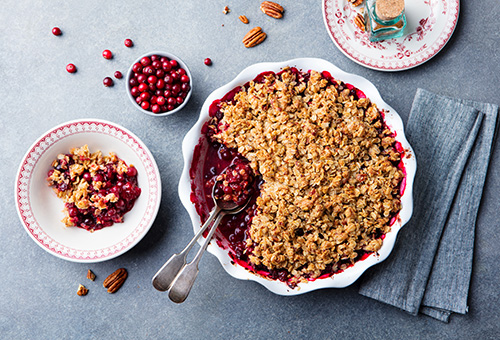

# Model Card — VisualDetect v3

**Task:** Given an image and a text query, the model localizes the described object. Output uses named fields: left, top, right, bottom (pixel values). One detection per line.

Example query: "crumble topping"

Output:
left=212, top=68, right=403, bottom=282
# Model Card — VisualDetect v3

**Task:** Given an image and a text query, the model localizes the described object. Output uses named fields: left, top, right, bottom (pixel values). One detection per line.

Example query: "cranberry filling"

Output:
left=190, top=68, right=406, bottom=286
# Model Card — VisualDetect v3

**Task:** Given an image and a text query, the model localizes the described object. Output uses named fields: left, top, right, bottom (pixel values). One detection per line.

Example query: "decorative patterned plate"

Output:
left=323, top=0, right=460, bottom=71
left=15, top=119, right=161, bottom=263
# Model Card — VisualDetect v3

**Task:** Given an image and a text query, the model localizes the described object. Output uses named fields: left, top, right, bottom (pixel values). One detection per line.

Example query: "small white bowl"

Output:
left=179, top=58, right=417, bottom=295
left=15, top=119, right=162, bottom=263
left=126, top=51, right=192, bottom=117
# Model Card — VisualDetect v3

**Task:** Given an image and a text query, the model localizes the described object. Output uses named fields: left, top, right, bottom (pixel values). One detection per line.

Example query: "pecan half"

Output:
left=242, top=27, right=267, bottom=48
left=86, top=269, right=96, bottom=281
left=354, top=13, right=365, bottom=31
left=103, top=268, right=127, bottom=293
left=350, top=0, right=364, bottom=6
left=239, top=15, right=249, bottom=24
left=260, top=1, right=284, bottom=19
left=77, top=284, right=88, bottom=296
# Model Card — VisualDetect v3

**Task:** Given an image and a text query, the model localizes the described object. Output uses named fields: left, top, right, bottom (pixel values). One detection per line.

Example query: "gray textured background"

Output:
left=1, top=1, right=499, bottom=339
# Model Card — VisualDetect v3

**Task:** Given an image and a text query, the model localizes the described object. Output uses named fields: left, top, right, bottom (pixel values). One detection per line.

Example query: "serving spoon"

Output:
left=152, top=179, right=249, bottom=303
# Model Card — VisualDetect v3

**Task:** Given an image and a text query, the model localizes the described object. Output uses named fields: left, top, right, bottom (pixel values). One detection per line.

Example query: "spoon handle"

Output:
left=168, top=212, right=225, bottom=303
left=152, top=206, right=221, bottom=291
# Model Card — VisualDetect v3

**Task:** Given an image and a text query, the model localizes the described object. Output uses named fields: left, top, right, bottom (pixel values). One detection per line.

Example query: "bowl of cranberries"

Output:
left=126, top=52, right=192, bottom=116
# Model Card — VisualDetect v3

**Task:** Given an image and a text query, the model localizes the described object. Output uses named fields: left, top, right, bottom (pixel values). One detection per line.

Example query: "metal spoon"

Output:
left=152, top=179, right=249, bottom=303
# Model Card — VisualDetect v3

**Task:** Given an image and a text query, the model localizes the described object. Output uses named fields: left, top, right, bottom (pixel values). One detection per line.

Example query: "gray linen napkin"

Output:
left=358, top=88, right=499, bottom=322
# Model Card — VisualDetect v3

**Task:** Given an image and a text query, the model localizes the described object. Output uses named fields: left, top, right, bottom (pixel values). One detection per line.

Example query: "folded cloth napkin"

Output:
left=358, top=88, right=499, bottom=322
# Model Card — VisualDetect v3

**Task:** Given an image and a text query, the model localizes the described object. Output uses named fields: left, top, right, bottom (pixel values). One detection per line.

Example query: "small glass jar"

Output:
left=366, top=0, right=407, bottom=42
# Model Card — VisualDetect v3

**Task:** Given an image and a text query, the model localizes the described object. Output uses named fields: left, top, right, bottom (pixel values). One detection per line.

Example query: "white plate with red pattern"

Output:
left=323, top=0, right=460, bottom=71
left=15, top=119, right=162, bottom=263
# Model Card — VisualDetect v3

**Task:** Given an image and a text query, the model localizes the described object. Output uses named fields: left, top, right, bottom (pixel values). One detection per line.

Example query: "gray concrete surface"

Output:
left=1, top=1, right=499, bottom=339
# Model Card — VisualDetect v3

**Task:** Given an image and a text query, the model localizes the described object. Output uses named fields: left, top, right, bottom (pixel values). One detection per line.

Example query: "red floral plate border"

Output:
left=15, top=119, right=161, bottom=263
left=323, top=0, right=460, bottom=71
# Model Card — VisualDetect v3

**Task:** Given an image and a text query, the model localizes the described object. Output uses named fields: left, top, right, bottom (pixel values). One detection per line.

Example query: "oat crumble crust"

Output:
left=213, top=68, right=403, bottom=283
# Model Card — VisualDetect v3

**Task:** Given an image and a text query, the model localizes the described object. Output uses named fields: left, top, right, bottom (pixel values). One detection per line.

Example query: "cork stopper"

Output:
left=375, top=0, right=405, bottom=21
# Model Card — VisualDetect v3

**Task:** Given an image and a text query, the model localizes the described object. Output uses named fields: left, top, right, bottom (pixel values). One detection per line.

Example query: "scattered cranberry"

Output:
left=103, top=77, right=114, bottom=87
left=102, top=50, right=113, bottom=60
left=124, top=38, right=133, bottom=47
left=128, top=54, right=191, bottom=114
left=114, top=71, right=123, bottom=79
left=204, top=58, right=212, bottom=66
left=66, top=63, right=77, bottom=73
left=52, top=27, right=62, bottom=36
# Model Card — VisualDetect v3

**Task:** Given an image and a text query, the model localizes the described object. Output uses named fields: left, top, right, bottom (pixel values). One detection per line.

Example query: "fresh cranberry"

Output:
left=103, top=77, right=114, bottom=87
left=151, top=55, right=160, bottom=62
left=129, top=78, right=138, bottom=87
left=140, top=92, right=150, bottom=101
left=141, top=101, right=150, bottom=110
left=152, top=60, right=162, bottom=69
left=150, top=96, right=157, bottom=104
left=162, top=62, right=172, bottom=71
left=140, top=57, right=151, bottom=66
left=156, top=79, right=165, bottom=89
left=143, top=66, right=154, bottom=75
left=161, top=105, right=168, bottom=112
left=181, top=75, right=190, bottom=83
left=155, top=90, right=163, bottom=96
left=163, top=90, right=171, bottom=98
left=135, top=96, right=142, bottom=104
left=169, top=59, right=178, bottom=68
left=66, top=63, right=77, bottom=73
left=137, top=74, right=147, bottom=83
left=138, top=83, right=148, bottom=92
left=171, top=84, right=180, bottom=94
left=124, top=38, right=133, bottom=47
left=114, top=71, right=123, bottom=79
left=160, top=57, right=168, bottom=63
left=167, top=97, right=176, bottom=105
left=176, top=97, right=184, bottom=104
left=52, top=27, right=62, bottom=36
left=204, top=58, right=212, bottom=66
left=132, top=63, right=142, bottom=73
left=156, top=96, right=166, bottom=105
left=171, top=72, right=179, bottom=81
left=147, top=75, right=157, bottom=84
left=181, top=83, right=190, bottom=92
left=164, top=84, right=172, bottom=91
left=164, top=75, right=173, bottom=84
left=167, top=104, right=175, bottom=111
left=151, top=104, right=160, bottom=113
left=131, top=87, right=140, bottom=97
left=102, top=50, right=113, bottom=59
left=156, top=69, right=165, bottom=78
left=178, top=68, right=186, bottom=76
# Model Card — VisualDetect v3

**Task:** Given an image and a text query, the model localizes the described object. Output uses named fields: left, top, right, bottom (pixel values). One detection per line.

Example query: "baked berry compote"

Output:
left=190, top=67, right=405, bottom=287
left=46, top=145, right=141, bottom=232
left=128, top=54, right=191, bottom=114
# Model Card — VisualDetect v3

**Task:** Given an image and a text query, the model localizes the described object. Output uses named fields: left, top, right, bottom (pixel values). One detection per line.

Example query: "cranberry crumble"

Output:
left=190, top=67, right=405, bottom=286
left=46, top=145, right=141, bottom=232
